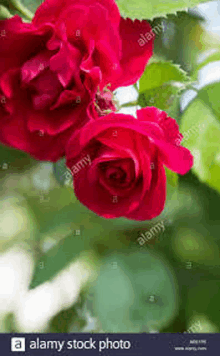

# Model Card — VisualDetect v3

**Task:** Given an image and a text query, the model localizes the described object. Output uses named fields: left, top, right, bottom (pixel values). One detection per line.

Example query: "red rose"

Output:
left=0, top=0, right=153, bottom=161
left=66, top=107, right=193, bottom=220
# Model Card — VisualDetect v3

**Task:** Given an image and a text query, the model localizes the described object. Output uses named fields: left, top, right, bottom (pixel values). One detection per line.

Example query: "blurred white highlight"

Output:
left=0, top=246, right=92, bottom=332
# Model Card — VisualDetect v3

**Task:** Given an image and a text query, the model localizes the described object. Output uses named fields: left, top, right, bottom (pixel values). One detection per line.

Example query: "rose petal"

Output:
left=72, top=158, right=144, bottom=219
left=126, top=160, right=166, bottom=220
left=110, top=18, right=154, bottom=90
left=0, top=16, right=52, bottom=76
left=0, top=108, right=72, bottom=161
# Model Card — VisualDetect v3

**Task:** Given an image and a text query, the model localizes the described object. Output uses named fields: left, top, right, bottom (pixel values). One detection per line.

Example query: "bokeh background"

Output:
left=0, top=0, right=220, bottom=333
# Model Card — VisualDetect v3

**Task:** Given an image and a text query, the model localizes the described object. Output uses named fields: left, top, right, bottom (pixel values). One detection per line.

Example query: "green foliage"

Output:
left=165, top=167, right=178, bottom=191
left=30, top=233, right=92, bottom=289
left=18, top=0, right=42, bottom=13
left=153, top=12, right=211, bottom=74
left=2, top=0, right=211, bottom=22
left=5, top=0, right=34, bottom=20
left=49, top=299, right=87, bottom=333
left=180, top=82, right=220, bottom=194
left=116, top=0, right=210, bottom=20
left=186, top=280, right=220, bottom=331
left=91, top=249, right=178, bottom=332
left=0, top=4, right=12, bottom=18
left=139, top=61, right=189, bottom=93
left=0, top=145, right=35, bottom=172
left=139, top=61, right=189, bottom=118
left=193, top=50, right=220, bottom=80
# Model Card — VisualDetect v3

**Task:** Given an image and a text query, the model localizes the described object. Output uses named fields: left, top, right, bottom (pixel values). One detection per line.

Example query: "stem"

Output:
left=120, top=101, right=138, bottom=108
left=8, top=0, right=34, bottom=20
left=187, top=84, right=199, bottom=93
left=133, top=82, right=138, bottom=92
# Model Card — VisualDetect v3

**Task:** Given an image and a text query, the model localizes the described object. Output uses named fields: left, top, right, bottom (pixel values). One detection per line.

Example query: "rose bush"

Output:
left=0, top=0, right=153, bottom=161
left=66, top=107, right=193, bottom=220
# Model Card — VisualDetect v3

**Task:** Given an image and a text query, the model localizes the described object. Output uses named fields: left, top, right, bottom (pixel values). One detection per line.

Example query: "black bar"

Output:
left=1, top=332, right=219, bottom=355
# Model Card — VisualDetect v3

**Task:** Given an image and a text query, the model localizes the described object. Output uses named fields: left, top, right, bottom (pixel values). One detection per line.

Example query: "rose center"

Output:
left=107, top=167, right=126, bottom=184
left=99, top=158, right=135, bottom=190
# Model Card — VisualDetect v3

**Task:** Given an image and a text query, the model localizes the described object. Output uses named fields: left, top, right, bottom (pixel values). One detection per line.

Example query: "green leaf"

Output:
left=139, top=61, right=188, bottom=93
left=6, top=0, right=43, bottom=18
left=171, top=227, right=220, bottom=267
left=49, top=300, right=87, bottom=333
left=152, top=167, right=178, bottom=223
left=165, top=166, right=178, bottom=188
left=116, top=0, right=211, bottom=21
left=165, top=166, right=178, bottom=201
left=92, top=249, right=179, bottom=332
left=138, top=61, right=189, bottom=118
left=19, top=0, right=42, bottom=14
left=192, top=49, right=220, bottom=80
left=138, top=83, right=181, bottom=118
left=7, top=0, right=34, bottom=20
left=198, top=82, right=220, bottom=120
left=30, top=232, right=90, bottom=289
left=180, top=82, right=220, bottom=194
left=186, top=280, right=220, bottom=330
left=0, top=5, right=12, bottom=19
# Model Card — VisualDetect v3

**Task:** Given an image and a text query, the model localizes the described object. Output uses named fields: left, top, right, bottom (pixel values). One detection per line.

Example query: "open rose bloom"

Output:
left=0, top=0, right=194, bottom=221
left=0, top=0, right=153, bottom=161
left=66, top=107, right=193, bottom=221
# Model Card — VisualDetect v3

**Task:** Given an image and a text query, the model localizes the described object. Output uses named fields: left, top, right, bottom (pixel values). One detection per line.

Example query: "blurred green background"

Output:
left=0, top=0, right=220, bottom=334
